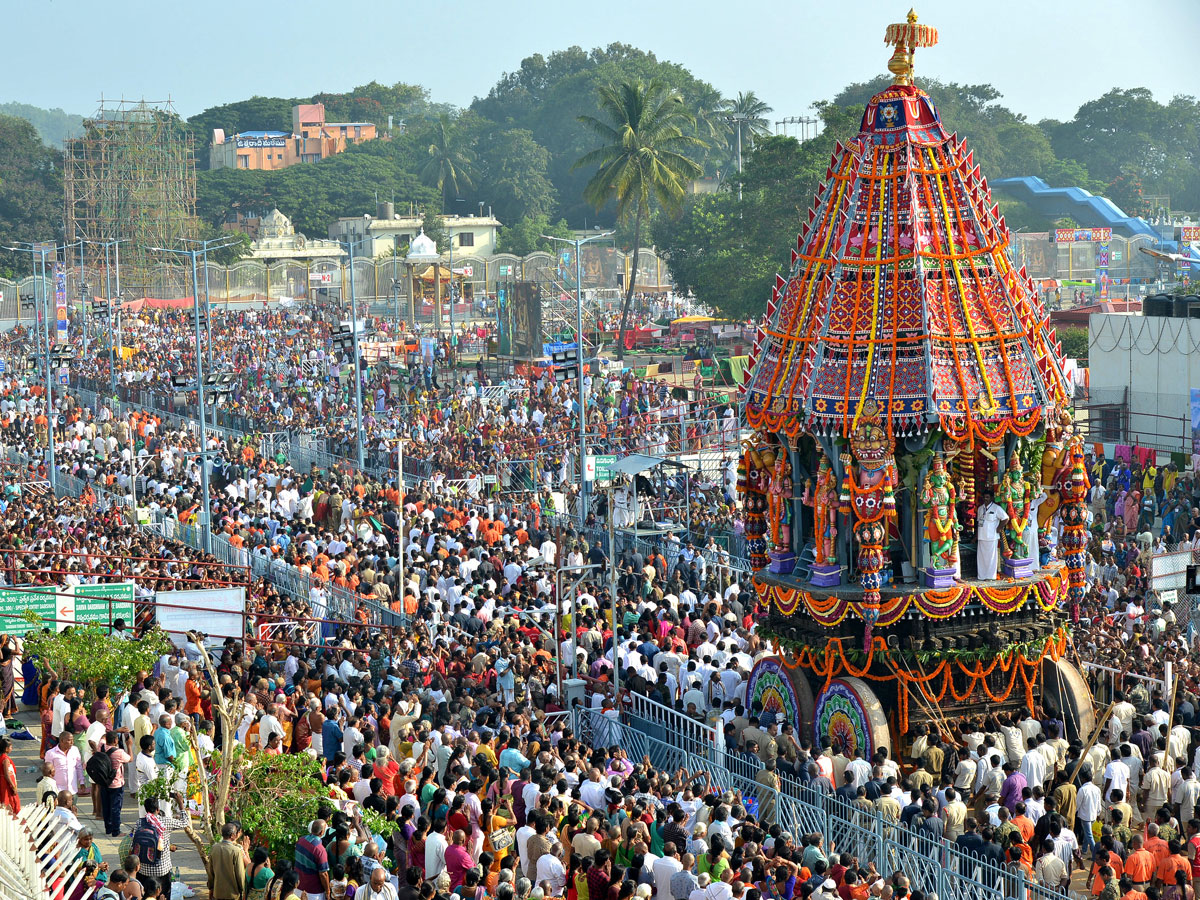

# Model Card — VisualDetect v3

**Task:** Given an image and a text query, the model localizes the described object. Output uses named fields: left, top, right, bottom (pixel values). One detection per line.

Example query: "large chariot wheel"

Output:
left=747, top=656, right=814, bottom=737
left=813, top=676, right=891, bottom=762
left=1040, top=657, right=1096, bottom=742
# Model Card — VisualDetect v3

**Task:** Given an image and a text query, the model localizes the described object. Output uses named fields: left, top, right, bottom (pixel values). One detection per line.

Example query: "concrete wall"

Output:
left=1088, top=313, right=1197, bottom=450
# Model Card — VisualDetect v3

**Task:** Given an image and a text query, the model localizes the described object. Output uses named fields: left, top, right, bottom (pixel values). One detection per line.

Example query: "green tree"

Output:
left=727, top=91, right=772, bottom=149
left=1057, top=325, right=1088, bottom=365
left=473, top=44, right=720, bottom=224
left=196, top=152, right=437, bottom=237
left=421, top=208, right=448, bottom=253
left=576, top=78, right=704, bottom=357
left=186, top=96, right=298, bottom=163
left=195, top=225, right=253, bottom=265
left=0, top=115, right=63, bottom=277
left=654, top=104, right=859, bottom=321
left=469, top=126, right=557, bottom=223
left=1045, top=88, right=1200, bottom=211
left=0, top=102, right=83, bottom=148
left=496, top=214, right=573, bottom=256
left=22, top=621, right=173, bottom=697
left=420, top=114, right=476, bottom=212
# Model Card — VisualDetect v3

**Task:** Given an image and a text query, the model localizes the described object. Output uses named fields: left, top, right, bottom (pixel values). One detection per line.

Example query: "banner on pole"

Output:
left=54, top=262, right=68, bottom=341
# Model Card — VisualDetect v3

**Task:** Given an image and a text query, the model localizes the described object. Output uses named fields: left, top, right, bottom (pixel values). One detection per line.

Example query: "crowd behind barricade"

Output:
left=11, top=323, right=1200, bottom=900
left=44, top=303, right=745, bottom=546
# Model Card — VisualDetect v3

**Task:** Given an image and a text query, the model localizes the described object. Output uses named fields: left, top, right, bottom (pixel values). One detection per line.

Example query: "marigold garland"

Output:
left=754, top=568, right=1064, bottom=626
left=772, top=628, right=1067, bottom=734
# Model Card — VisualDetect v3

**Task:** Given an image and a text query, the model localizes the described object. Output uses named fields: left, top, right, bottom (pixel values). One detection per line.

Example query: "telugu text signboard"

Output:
left=73, top=583, right=135, bottom=627
left=585, top=454, right=617, bottom=483
left=0, top=583, right=138, bottom=637
left=235, top=135, right=288, bottom=148
left=0, top=586, right=59, bottom=637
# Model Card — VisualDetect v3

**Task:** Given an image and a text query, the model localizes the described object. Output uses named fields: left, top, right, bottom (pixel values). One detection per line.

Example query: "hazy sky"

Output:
left=9, top=0, right=1199, bottom=124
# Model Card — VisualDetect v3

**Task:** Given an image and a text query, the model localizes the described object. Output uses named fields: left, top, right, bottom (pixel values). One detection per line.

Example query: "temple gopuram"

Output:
left=739, top=11, right=1095, bottom=760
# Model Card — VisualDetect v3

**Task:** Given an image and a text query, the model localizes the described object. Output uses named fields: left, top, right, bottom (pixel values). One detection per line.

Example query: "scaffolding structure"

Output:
left=530, top=253, right=601, bottom=355
left=63, top=99, right=198, bottom=298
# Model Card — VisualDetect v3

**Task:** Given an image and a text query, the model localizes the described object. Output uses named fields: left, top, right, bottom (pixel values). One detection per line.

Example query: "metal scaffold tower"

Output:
left=63, top=99, right=199, bottom=298
left=534, top=252, right=600, bottom=355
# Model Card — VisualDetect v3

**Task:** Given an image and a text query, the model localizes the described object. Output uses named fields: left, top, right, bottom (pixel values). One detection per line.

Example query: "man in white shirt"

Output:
left=1103, top=754, right=1130, bottom=802
left=1077, top=779, right=1101, bottom=852
left=52, top=684, right=76, bottom=739
left=1019, top=742, right=1047, bottom=790
left=976, top=491, right=1009, bottom=580
left=259, top=705, right=286, bottom=750
left=425, top=822, right=449, bottom=878
left=535, top=843, right=567, bottom=894
left=579, top=769, right=609, bottom=811
left=516, top=821, right=537, bottom=875
left=653, top=843, right=684, bottom=900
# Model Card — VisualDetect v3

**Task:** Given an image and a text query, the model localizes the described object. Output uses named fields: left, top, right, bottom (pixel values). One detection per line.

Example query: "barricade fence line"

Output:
left=573, top=707, right=1073, bottom=900
left=10, top=445, right=410, bottom=639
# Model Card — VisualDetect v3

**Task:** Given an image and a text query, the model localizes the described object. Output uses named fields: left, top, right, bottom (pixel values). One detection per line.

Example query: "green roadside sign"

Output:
left=73, top=583, right=136, bottom=627
left=0, top=586, right=60, bottom=637
left=594, top=454, right=617, bottom=482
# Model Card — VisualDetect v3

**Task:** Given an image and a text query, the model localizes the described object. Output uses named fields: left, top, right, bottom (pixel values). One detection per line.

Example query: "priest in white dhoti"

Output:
left=976, top=490, right=1009, bottom=580
left=1025, top=489, right=1048, bottom=567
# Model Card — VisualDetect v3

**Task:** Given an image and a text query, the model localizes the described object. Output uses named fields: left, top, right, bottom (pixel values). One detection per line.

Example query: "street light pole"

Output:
left=542, top=231, right=613, bottom=525
left=104, top=242, right=115, bottom=394
left=151, top=240, right=238, bottom=552
left=4, top=242, right=63, bottom=493
left=37, top=247, right=57, bottom=494
left=77, top=238, right=87, bottom=361
left=609, top=479, right=619, bottom=698
left=342, top=239, right=367, bottom=469
left=396, top=435, right=405, bottom=606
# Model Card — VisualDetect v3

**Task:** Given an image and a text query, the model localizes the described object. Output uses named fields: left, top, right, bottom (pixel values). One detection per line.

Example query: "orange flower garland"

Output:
left=775, top=628, right=1067, bottom=734
left=755, top=568, right=1064, bottom=626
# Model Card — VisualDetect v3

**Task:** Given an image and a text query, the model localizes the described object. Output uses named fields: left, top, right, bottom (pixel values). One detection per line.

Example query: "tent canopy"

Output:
left=418, top=264, right=468, bottom=282
left=610, top=453, right=687, bottom=477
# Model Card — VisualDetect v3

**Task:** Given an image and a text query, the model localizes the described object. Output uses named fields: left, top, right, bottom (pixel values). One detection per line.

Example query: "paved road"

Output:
left=8, top=705, right=209, bottom=898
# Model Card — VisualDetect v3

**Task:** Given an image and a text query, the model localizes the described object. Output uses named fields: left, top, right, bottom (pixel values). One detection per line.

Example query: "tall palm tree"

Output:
left=575, top=78, right=705, bottom=358
left=420, top=114, right=475, bottom=212
left=727, top=91, right=773, bottom=158
left=693, top=85, right=732, bottom=145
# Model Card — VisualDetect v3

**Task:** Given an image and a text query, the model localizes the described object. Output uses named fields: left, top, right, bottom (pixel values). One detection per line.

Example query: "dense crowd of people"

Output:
left=6, top=308, right=1200, bottom=900
left=46, top=304, right=744, bottom=544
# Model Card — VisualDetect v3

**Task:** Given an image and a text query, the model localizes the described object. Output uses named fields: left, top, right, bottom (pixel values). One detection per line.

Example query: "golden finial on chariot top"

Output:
left=884, top=8, right=939, bottom=86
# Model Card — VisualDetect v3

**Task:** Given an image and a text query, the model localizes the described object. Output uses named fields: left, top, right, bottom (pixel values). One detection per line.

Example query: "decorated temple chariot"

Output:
left=738, top=10, right=1095, bottom=761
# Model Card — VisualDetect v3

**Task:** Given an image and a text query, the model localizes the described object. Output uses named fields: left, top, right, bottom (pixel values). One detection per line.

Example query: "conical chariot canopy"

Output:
left=743, top=10, right=1068, bottom=445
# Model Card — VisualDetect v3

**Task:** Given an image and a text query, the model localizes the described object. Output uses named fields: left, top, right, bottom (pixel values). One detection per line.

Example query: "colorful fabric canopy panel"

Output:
left=743, top=84, right=1069, bottom=443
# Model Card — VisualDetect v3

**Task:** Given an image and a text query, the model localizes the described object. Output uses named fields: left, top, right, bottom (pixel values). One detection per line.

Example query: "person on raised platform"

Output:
left=976, top=491, right=1009, bottom=581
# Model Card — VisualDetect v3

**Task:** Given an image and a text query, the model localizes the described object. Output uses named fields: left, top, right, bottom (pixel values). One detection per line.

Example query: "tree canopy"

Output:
left=0, top=115, right=63, bottom=277
left=0, top=51, right=1196, bottom=300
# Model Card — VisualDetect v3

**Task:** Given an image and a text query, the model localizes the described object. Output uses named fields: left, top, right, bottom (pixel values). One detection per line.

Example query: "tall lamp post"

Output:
left=4, top=242, right=64, bottom=492
left=181, top=236, right=234, bottom=367
left=150, top=240, right=239, bottom=553
left=80, top=238, right=127, bottom=394
left=337, top=236, right=372, bottom=469
left=540, top=231, right=614, bottom=524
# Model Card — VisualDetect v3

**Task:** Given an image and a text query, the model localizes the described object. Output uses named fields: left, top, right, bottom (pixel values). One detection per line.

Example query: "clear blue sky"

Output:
left=8, top=0, right=1199, bottom=123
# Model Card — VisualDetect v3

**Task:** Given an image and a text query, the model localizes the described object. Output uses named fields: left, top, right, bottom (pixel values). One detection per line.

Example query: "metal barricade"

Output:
left=572, top=708, right=1067, bottom=900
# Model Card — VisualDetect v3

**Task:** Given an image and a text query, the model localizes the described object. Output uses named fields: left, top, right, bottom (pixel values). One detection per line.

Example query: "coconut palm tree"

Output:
left=727, top=91, right=773, bottom=147
left=575, top=78, right=705, bottom=358
left=420, top=114, right=475, bottom=212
